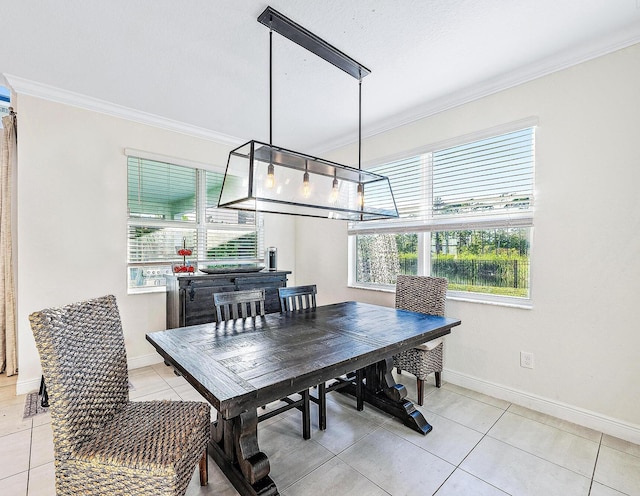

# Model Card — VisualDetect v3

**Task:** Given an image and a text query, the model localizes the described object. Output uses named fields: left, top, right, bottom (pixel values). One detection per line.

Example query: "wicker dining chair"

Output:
left=214, top=289, right=312, bottom=440
left=393, top=275, right=448, bottom=406
left=29, top=295, right=211, bottom=496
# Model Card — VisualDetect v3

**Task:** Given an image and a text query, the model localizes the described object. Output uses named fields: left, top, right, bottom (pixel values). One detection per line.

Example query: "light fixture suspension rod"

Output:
left=269, top=21, right=273, bottom=146
left=358, top=72, right=362, bottom=171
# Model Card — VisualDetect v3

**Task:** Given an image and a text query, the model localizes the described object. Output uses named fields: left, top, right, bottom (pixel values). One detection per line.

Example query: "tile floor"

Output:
left=1, top=364, right=639, bottom=496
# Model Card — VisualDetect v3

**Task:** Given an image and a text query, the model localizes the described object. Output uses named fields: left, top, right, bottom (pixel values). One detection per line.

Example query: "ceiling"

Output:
left=2, top=1, right=640, bottom=155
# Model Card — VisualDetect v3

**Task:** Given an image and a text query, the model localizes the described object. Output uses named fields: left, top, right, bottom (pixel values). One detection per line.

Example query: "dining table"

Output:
left=146, top=301, right=461, bottom=496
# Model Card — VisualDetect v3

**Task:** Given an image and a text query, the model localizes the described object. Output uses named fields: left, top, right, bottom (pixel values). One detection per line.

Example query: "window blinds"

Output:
left=349, top=127, right=534, bottom=235
left=128, top=157, right=196, bottom=221
left=433, top=128, right=534, bottom=217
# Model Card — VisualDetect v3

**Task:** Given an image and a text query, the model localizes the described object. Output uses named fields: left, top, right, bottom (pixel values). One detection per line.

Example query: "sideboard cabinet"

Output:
left=166, top=270, right=291, bottom=328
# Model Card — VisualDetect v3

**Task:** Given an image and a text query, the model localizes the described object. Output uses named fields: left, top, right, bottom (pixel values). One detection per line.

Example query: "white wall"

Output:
left=296, top=43, right=640, bottom=442
left=13, top=96, right=296, bottom=392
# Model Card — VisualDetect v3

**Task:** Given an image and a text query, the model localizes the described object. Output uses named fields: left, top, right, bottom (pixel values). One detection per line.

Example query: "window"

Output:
left=350, top=125, right=535, bottom=301
left=0, top=86, right=10, bottom=121
left=127, top=154, right=263, bottom=292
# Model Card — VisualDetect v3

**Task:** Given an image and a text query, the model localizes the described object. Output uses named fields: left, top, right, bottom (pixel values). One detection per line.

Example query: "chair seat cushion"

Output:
left=413, top=337, right=443, bottom=351
left=74, top=400, right=210, bottom=475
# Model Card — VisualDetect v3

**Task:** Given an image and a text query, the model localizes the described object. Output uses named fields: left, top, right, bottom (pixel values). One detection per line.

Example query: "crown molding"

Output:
left=2, top=74, right=244, bottom=147
left=309, top=32, right=640, bottom=155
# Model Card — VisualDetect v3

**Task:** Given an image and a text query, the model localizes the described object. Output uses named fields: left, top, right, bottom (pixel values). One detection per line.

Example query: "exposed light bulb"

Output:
left=266, top=163, right=275, bottom=188
left=357, top=182, right=364, bottom=207
left=329, top=176, right=339, bottom=204
left=302, top=171, right=311, bottom=198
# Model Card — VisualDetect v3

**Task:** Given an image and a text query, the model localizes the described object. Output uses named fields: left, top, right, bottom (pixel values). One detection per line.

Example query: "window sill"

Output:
left=447, top=291, right=532, bottom=309
left=128, top=286, right=166, bottom=295
left=349, top=284, right=532, bottom=309
left=348, top=283, right=396, bottom=293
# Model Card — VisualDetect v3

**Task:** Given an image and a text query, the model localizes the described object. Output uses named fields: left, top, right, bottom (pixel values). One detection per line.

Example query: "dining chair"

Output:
left=277, top=285, right=363, bottom=431
left=213, top=289, right=312, bottom=440
left=278, top=284, right=317, bottom=311
left=213, top=288, right=265, bottom=321
left=393, top=275, right=448, bottom=406
left=29, top=295, right=211, bottom=496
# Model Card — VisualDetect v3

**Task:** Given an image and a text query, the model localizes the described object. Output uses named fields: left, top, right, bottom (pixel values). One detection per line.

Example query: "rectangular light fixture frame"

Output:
left=218, top=141, right=399, bottom=221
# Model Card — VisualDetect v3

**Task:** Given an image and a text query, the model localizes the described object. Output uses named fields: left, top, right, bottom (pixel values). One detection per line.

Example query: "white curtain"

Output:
left=0, top=112, right=17, bottom=376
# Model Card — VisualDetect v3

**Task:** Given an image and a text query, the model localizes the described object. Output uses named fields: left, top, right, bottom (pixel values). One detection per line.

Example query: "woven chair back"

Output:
left=214, top=289, right=265, bottom=321
left=29, top=295, right=129, bottom=461
left=278, top=285, right=317, bottom=312
left=395, top=275, right=448, bottom=317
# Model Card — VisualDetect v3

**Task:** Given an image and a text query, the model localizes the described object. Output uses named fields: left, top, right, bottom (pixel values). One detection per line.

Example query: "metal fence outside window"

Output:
left=431, top=258, right=529, bottom=289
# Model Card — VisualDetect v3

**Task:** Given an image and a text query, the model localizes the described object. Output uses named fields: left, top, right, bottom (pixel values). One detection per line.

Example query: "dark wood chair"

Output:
left=278, top=285, right=363, bottom=431
left=214, top=289, right=311, bottom=440
left=278, top=284, right=317, bottom=311
left=213, top=288, right=266, bottom=321
left=393, top=275, right=448, bottom=405
left=29, top=295, right=210, bottom=496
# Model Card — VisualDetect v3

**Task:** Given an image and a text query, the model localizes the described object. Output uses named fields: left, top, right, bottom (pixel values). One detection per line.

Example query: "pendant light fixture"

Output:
left=218, top=6, right=398, bottom=221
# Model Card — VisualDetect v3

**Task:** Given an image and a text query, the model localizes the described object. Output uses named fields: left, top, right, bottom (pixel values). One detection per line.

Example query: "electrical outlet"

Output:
left=520, top=351, right=534, bottom=369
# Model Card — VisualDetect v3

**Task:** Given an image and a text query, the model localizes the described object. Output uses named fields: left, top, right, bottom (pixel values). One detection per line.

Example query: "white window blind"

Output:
left=349, top=127, right=535, bottom=235
left=432, top=128, right=534, bottom=219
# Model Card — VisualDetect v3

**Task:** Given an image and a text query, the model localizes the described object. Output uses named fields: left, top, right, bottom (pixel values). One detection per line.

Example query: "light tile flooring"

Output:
left=2, top=364, right=640, bottom=496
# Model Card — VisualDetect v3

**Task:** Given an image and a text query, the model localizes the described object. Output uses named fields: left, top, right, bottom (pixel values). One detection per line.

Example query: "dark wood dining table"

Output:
left=146, top=301, right=461, bottom=496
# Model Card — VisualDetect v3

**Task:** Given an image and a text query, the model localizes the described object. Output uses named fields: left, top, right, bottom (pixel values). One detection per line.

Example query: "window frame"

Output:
left=125, top=149, right=264, bottom=294
left=348, top=119, right=536, bottom=307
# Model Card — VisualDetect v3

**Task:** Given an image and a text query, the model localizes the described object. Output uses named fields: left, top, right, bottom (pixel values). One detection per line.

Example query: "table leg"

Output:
left=339, top=357, right=432, bottom=435
left=209, top=410, right=279, bottom=496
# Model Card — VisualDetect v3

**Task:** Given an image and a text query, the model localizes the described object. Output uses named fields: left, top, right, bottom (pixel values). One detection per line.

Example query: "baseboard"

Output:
left=443, top=368, right=640, bottom=445
left=127, top=353, right=164, bottom=370
left=16, top=377, right=41, bottom=396
left=15, top=353, right=164, bottom=395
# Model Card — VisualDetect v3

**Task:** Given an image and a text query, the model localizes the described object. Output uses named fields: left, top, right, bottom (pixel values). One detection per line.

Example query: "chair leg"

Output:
left=356, top=368, right=364, bottom=412
left=318, top=382, right=327, bottom=431
left=39, top=376, right=49, bottom=408
left=199, top=448, right=208, bottom=486
left=302, top=389, right=311, bottom=440
left=417, top=378, right=424, bottom=406
left=435, top=371, right=442, bottom=388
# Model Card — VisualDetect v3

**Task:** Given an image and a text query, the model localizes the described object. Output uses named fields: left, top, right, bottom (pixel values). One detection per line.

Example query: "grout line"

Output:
left=282, top=438, right=393, bottom=495
left=432, top=407, right=511, bottom=495
left=505, top=403, right=601, bottom=443
left=25, top=418, right=34, bottom=496
left=441, top=382, right=511, bottom=410
left=586, top=433, right=603, bottom=496
left=329, top=425, right=394, bottom=495
left=483, top=422, right=600, bottom=481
